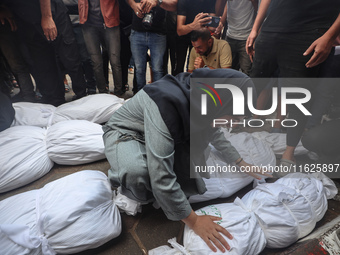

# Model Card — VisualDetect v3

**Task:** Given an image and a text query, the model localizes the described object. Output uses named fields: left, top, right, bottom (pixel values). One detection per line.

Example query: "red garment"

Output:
left=78, top=0, right=120, bottom=28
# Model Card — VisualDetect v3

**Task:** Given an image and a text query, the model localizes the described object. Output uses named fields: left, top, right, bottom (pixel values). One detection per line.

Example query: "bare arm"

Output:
left=214, top=1, right=227, bottom=36
left=215, top=0, right=226, bottom=17
left=39, top=0, right=57, bottom=41
left=220, top=1, right=228, bottom=26
left=176, top=13, right=211, bottom=36
left=250, top=0, right=270, bottom=33
left=246, top=0, right=271, bottom=61
left=140, top=0, right=177, bottom=14
left=304, top=13, right=340, bottom=68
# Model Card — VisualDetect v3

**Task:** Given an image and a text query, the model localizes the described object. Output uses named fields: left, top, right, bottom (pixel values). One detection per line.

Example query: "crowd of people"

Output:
left=1, top=0, right=340, bottom=253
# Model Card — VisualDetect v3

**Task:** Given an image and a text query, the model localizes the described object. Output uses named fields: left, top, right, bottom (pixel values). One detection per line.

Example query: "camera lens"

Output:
left=142, top=12, right=153, bottom=28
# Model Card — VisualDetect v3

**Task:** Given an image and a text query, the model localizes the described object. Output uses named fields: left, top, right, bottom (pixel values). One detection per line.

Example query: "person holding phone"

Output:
left=176, top=0, right=217, bottom=73
left=188, top=27, right=232, bottom=72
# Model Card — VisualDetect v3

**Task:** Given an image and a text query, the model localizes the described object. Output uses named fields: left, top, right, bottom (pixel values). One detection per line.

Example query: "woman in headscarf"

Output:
left=103, top=68, right=270, bottom=253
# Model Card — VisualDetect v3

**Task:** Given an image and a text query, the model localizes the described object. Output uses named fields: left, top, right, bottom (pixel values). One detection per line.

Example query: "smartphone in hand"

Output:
left=203, top=16, right=220, bottom=28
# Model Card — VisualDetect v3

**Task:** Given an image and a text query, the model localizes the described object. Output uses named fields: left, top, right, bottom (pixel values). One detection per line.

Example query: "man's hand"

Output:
left=39, top=0, right=57, bottom=41
left=304, top=34, right=334, bottom=68
left=140, top=0, right=157, bottom=14
left=214, top=21, right=224, bottom=37
left=237, top=159, right=273, bottom=180
left=191, top=13, right=212, bottom=31
left=132, top=2, right=144, bottom=18
left=41, top=16, right=57, bottom=41
left=183, top=211, right=232, bottom=253
left=246, top=30, right=257, bottom=62
left=0, top=5, right=17, bottom=31
left=194, top=57, right=205, bottom=69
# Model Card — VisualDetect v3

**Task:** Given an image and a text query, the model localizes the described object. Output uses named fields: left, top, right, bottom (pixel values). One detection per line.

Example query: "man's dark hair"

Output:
left=191, top=28, right=212, bottom=42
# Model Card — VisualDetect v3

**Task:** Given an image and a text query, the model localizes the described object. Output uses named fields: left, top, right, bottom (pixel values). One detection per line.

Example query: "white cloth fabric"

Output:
left=183, top=198, right=267, bottom=255
left=241, top=182, right=316, bottom=248
left=148, top=238, right=189, bottom=255
left=250, top=131, right=309, bottom=155
left=1, top=120, right=106, bottom=193
left=52, top=94, right=124, bottom=124
left=241, top=173, right=336, bottom=248
left=10, top=95, right=124, bottom=128
left=275, top=173, right=338, bottom=221
left=0, top=126, right=54, bottom=193
left=113, top=187, right=142, bottom=216
left=189, top=132, right=276, bottom=203
left=150, top=199, right=267, bottom=255
left=149, top=173, right=337, bottom=254
left=0, top=170, right=122, bottom=255
left=11, top=103, right=56, bottom=128
left=46, top=120, right=105, bottom=165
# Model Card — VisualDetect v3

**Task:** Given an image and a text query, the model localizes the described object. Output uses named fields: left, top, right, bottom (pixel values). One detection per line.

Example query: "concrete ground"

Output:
left=3, top=66, right=340, bottom=255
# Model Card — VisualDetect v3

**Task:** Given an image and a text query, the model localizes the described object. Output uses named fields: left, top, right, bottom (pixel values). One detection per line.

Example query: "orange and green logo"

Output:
left=198, top=82, right=223, bottom=108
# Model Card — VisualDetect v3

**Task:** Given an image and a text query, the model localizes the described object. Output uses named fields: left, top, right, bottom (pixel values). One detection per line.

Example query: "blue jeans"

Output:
left=82, top=24, right=123, bottom=94
left=130, top=30, right=166, bottom=91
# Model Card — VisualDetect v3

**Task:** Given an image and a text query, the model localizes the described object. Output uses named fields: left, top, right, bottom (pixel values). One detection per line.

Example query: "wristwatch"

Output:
left=157, top=0, right=163, bottom=6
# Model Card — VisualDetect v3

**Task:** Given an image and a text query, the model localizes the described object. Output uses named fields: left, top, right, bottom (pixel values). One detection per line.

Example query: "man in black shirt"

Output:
left=126, top=0, right=177, bottom=91
left=176, top=0, right=216, bottom=73
left=1, top=0, right=87, bottom=106
left=246, top=0, right=340, bottom=172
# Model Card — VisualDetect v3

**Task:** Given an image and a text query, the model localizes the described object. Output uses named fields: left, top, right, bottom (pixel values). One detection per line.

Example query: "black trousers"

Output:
left=302, top=119, right=340, bottom=161
left=0, top=23, right=35, bottom=101
left=175, top=35, right=192, bottom=74
left=0, top=90, right=15, bottom=132
left=16, top=1, right=86, bottom=106
left=251, top=30, right=325, bottom=147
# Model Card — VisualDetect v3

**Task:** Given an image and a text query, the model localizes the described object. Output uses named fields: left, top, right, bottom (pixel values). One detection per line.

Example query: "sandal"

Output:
left=11, top=77, right=19, bottom=88
left=65, top=84, right=71, bottom=93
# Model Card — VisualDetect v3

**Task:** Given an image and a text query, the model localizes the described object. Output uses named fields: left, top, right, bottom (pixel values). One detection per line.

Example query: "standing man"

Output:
left=126, top=0, right=177, bottom=92
left=0, top=6, right=36, bottom=103
left=246, top=0, right=340, bottom=169
left=215, top=0, right=257, bottom=75
left=1, top=0, right=87, bottom=106
left=118, top=0, right=134, bottom=92
left=188, top=28, right=232, bottom=73
left=62, top=0, right=97, bottom=95
left=79, top=0, right=124, bottom=96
